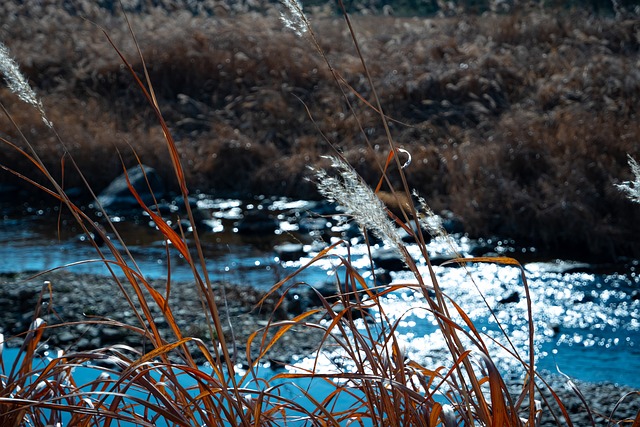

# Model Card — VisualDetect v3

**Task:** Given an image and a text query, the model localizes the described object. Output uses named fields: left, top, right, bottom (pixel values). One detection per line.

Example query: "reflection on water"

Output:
left=1, top=199, right=639, bottom=387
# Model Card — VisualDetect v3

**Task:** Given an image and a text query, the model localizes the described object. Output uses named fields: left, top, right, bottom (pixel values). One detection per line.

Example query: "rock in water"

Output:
left=236, top=210, right=278, bottom=234
left=97, top=165, right=165, bottom=211
left=372, top=247, right=408, bottom=271
left=274, top=243, right=306, bottom=262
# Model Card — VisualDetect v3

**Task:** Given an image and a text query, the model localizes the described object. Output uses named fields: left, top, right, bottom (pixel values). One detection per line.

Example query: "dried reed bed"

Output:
left=1, top=4, right=639, bottom=259
left=2, top=2, right=640, bottom=426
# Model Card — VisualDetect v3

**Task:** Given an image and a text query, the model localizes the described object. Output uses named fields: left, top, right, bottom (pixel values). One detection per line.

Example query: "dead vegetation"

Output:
left=1, top=3, right=639, bottom=259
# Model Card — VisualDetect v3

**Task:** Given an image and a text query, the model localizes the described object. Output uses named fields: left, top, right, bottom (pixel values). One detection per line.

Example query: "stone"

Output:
left=372, top=248, right=408, bottom=271
left=236, top=210, right=278, bottom=234
left=274, top=243, right=306, bottom=262
left=498, top=291, right=520, bottom=304
left=96, top=164, right=165, bottom=211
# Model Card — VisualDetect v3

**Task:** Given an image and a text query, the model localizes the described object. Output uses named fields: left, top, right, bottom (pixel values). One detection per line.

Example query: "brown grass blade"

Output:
left=445, top=255, right=537, bottom=424
left=608, top=391, right=640, bottom=427
left=632, top=408, right=640, bottom=427
left=244, top=310, right=323, bottom=372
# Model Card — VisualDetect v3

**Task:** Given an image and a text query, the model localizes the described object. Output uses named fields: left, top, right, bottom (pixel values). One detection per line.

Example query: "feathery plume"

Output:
left=615, top=154, right=640, bottom=204
left=312, top=156, right=405, bottom=256
left=0, top=41, right=52, bottom=128
left=414, top=191, right=446, bottom=238
left=280, top=0, right=308, bottom=36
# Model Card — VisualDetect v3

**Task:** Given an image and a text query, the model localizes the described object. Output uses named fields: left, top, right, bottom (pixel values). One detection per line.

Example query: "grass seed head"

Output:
left=312, top=156, right=406, bottom=260
left=0, top=41, right=51, bottom=128
left=280, top=0, right=308, bottom=36
left=414, top=191, right=446, bottom=238
left=616, top=154, right=640, bottom=204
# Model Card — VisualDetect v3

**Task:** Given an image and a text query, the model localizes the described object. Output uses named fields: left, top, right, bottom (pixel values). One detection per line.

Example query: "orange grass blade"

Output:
left=446, top=296, right=488, bottom=352
left=374, top=148, right=396, bottom=193
left=430, top=402, right=443, bottom=426
left=442, top=256, right=522, bottom=267
left=17, top=318, right=46, bottom=378
left=122, top=167, right=189, bottom=259
left=445, top=255, right=537, bottom=424
left=632, top=408, right=640, bottom=427
left=243, top=309, right=322, bottom=376
left=477, top=351, right=510, bottom=427
left=424, top=349, right=472, bottom=401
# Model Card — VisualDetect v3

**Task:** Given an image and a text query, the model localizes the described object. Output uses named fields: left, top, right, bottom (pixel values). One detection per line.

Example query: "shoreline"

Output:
left=0, top=270, right=326, bottom=368
left=1, top=270, right=638, bottom=424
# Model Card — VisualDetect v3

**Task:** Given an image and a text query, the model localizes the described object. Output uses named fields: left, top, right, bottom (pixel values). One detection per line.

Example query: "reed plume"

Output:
left=0, top=41, right=51, bottom=127
left=616, top=154, right=640, bottom=204
left=312, top=156, right=406, bottom=259
left=279, top=0, right=308, bottom=36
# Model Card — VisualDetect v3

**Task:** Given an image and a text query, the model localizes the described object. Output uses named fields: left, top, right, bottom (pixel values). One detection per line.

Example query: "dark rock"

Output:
left=284, top=292, right=306, bottom=316
left=100, top=327, right=128, bottom=341
left=57, top=331, right=77, bottom=344
left=374, top=270, right=393, bottom=286
left=286, top=281, right=352, bottom=309
left=440, top=210, right=464, bottom=234
left=77, top=337, right=101, bottom=349
left=236, top=211, right=278, bottom=234
left=97, top=165, right=165, bottom=211
left=274, top=243, right=306, bottom=262
left=398, top=221, right=431, bottom=244
left=499, top=291, right=520, bottom=304
left=372, top=248, right=408, bottom=271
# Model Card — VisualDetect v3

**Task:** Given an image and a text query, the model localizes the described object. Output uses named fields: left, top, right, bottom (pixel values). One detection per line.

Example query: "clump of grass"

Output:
left=1, top=2, right=639, bottom=427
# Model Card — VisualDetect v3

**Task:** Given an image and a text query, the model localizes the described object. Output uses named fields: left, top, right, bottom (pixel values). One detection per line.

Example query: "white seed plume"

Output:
left=0, top=41, right=52, bottom=128
left=414, top=191, right=446, bottom=238
left=313, top=156, right=405, bottom=256
left=615, top=154, right=640, bottom=204
left=280, top=0, right=308, bottom=36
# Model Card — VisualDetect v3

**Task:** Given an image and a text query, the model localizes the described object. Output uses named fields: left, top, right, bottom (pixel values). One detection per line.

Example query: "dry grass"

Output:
left=1, top=2, right=640, bottom=425
left=1, top=3, right=639, bottom=259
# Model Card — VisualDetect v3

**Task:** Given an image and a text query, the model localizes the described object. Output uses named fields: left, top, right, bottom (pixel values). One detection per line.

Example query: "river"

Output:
left=1, top=196, right=639, bottom=388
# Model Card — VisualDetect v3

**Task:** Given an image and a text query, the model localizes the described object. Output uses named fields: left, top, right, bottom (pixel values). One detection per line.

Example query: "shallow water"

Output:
left=1, top=198, right=639, bottom=388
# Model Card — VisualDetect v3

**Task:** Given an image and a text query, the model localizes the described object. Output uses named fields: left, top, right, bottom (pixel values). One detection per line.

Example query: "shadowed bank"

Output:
left=1, top=1, right=640, bottom=260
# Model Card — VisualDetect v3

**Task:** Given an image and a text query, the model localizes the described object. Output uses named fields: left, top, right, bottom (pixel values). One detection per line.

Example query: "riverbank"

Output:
left=1, top=270, right=638, bottom=424
left=0, top=270, right=326, bottom=368
left=1, top=4, right=640, bottom=262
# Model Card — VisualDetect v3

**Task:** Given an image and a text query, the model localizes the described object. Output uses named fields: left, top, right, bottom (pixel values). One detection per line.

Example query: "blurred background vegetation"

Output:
left=1, top=0, right=639, bottom=261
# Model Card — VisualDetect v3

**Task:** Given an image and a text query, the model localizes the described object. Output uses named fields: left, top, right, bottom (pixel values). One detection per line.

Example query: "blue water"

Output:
left=1, top=347, right=364, bottom=427
left=2, top=199, right=639, bottom=392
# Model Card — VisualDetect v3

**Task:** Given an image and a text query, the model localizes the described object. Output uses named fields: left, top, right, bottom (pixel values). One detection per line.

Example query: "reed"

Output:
left=0, top=2, right=638, bottom=426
